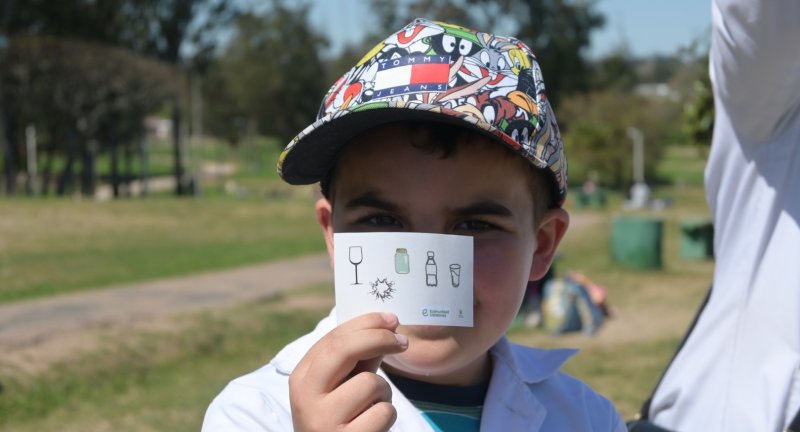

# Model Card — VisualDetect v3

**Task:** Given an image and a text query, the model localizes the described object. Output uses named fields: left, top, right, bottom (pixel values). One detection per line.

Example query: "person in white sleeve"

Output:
left=646, top=1, right=800, bottom=431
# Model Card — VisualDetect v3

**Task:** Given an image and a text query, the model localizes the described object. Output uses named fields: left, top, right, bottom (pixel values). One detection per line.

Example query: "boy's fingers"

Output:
left=351, top=356, right=384, bottom=377
left=327, top=371, right=393, bottom=423
left=304, top=326, right=407, bottom=394
left=293, top=312, right=399, bottom=377
left=288, top=313, right=403, bottom=431
left=344, top=401, right=397, bottom=432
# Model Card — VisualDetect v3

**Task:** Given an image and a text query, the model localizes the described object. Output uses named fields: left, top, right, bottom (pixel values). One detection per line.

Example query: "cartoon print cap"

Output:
left=278, top=18, right=567, bottom=205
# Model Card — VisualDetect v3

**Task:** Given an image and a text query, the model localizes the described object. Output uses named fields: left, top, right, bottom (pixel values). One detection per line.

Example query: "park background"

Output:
left=0, top=0, right=716, bottom=430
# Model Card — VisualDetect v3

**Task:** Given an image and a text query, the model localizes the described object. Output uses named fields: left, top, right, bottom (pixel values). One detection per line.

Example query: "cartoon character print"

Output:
left=507, top=45, right=532, bottom=76
left=322, top=74, right=362, bottom=114
left=427, top=23, right=481, bottom=84
left=300, top=18, right=567, bottom=200
left=384, top=22, right=440, bottom=57
left=321, top=22, right=447, bottom=114
left=460, top=35, right=520, bottom=97
left=287, top=20, right=566, bottom=204
left=440, top=34, right=546, bottom=153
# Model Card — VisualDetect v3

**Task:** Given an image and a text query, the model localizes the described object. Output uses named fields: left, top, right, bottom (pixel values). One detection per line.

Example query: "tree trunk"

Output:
left=2, top=111, right=17, bottom=195
left=172, top=102, right=184, bottom=196
left=124, top=139, right=133, bottom=197
left=139, top=136, right=149, bottom=197
left=109, top=124, right=120, bottom=198
left=41, top=140, right=54, bottom=196
left=80, top=139, right=97, bottom=197
left=57, top=131, right=79, bottom=196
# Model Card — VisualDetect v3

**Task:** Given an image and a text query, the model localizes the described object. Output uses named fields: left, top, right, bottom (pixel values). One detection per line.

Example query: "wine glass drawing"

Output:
left=349, top=246, right=363, bottom=285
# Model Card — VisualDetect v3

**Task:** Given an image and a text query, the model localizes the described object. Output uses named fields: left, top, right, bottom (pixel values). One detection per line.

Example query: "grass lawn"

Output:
left=0, top=194, right=324, bottom=303
left=0, top=135, right=323, bottom=304
left=1, top=181, right=713, bottom=429
left=0, top=285, right=334, bottom=431
left=0, top=143, right=713, bottom=427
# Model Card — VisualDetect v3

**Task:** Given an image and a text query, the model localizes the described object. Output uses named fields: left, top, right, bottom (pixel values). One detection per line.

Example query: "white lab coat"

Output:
left=648, top=1, right=800, bottom=431
left=202, top=309, right=625, bottom=431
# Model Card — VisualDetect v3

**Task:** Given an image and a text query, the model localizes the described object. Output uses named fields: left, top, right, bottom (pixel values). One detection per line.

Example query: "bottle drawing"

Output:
left=395, top=248, right=410, bottom=274
left=425, top=251, right=438, bottom=287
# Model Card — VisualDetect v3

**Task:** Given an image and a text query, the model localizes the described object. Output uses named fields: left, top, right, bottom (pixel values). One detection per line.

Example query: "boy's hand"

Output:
left=289, top=312, right=409, bottom=432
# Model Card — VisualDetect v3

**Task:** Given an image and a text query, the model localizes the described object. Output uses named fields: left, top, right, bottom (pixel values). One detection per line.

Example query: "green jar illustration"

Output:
left=394, top=248, right=410, bottom=274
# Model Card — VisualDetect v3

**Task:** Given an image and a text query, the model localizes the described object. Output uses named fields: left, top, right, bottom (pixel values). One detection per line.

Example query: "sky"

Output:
left=309, top=0, right=712, bottom=59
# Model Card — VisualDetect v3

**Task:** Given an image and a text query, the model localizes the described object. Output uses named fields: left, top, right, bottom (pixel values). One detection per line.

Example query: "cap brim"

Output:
left=279, top=107, right=529, bottom=185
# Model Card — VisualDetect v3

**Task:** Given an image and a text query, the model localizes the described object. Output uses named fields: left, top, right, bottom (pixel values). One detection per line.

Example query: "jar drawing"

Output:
left=425, top=251, right=438, bottom=287
left=394, top=248, right=410, bottom=274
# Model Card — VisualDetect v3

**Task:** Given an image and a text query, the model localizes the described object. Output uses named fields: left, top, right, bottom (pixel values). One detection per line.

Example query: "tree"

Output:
left=590, top=49, right=638, bottom=92
left=680, top=56, right=713, bottom=154
left=558, top=88, right=679, bottom=188
left=490, top=0, right=605, bottom=106
left=2, top=36, right=182, bottom=196
left=0, top=0, right=238, bottom=196
left=205, top=4, right=328, bottom=146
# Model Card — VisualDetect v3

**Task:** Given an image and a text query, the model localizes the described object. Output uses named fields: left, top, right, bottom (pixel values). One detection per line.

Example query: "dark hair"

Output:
left=320, top=122, right=556, bottom=226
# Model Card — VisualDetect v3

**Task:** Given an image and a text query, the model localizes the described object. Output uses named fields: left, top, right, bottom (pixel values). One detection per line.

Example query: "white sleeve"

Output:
left=201, top=375, right=293, bottom=432
left=711, top=0, right=800, bottom=142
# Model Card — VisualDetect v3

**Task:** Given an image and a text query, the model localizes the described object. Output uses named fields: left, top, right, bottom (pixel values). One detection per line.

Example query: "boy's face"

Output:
left=316, top=124, right=568, bottom=386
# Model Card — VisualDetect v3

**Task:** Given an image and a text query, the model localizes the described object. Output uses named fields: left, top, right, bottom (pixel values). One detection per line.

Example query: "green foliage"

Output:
left=0, top=0, right=239, bottom=197
left=204, top=4, right=328, bottom=146
left=591, top=50, right=638, bottom=91
left=3, top=0, right=237, bottom=64
left=494, top=0, right=605, bottom=106
left=559, top=89, right=681, bottom=187
left=682, top=70, right=714, bottom=150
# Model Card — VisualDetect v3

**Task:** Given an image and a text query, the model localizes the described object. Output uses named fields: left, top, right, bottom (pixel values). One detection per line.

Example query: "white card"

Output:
left=334, top=232, right=473, bottom=327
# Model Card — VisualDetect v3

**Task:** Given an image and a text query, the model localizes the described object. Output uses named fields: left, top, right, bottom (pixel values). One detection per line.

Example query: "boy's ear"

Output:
left=315, top=197, right=335, bottom=269
left=530, top=208, right=569, bottom=281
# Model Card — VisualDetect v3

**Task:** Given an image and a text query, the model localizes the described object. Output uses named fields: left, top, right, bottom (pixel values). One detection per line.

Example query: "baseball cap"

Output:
left=278, top=18, right=567, bottom=205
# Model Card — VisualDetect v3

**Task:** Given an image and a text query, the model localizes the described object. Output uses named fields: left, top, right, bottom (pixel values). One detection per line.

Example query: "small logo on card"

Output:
left=421, top=306, right=450, bottom=320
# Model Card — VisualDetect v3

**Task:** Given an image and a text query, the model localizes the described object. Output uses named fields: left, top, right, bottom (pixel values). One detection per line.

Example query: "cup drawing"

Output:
left=449, top=264, right=461, bottom=287
left=349, top=246, right=363, bottom=285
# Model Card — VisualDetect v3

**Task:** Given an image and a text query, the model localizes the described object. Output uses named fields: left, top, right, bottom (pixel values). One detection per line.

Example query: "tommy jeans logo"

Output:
left=373, top=55, right=450, bottom=99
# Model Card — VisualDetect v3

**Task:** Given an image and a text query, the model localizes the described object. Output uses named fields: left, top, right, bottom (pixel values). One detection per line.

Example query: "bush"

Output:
left=558, top=89, right=681, bottom=188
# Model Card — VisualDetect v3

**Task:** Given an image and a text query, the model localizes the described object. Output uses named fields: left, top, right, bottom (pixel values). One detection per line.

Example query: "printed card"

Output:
left=334, top=232, right=473, bottom=327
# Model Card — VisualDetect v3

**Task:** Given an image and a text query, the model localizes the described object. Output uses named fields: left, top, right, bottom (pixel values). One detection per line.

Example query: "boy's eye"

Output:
left=361, top=214, right=402, bottom=228
left=455, top=219, right=495, bottom=232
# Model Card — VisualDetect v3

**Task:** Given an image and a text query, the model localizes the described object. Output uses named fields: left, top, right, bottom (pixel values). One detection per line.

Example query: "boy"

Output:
left=203, top=18, right=625, bottom=431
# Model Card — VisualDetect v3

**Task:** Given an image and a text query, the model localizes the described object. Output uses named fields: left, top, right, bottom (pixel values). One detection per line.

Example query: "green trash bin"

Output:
left=570, top=187, right=588, bottom=209
left=611, top=215, right=663, bottom=269
left=588, top=187, right=607, bottom=209
left=680, top=219, right=714, bottom=260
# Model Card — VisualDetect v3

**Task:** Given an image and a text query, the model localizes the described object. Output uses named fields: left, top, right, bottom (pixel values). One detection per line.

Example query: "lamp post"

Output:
left=626, top=127, right=650, bottom=208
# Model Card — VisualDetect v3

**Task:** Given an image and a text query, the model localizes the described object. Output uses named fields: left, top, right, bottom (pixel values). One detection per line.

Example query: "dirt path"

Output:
left=0, top=211, right=687, bottom=374
left=0, top=253, right=331, bottom=371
